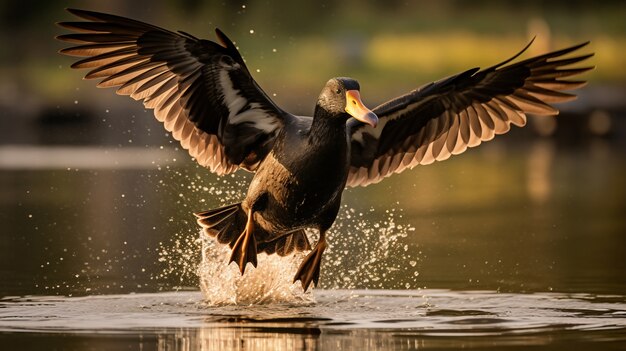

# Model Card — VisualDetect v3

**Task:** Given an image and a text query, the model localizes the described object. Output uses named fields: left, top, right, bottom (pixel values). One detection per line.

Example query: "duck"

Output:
left=57, top=8, right=593, bottom=291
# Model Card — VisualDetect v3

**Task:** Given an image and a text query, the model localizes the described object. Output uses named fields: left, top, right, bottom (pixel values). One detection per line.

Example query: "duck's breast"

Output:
left=247, top=126, right=349, bottom=231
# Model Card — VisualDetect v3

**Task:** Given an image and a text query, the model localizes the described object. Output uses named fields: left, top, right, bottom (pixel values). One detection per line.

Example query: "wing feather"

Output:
left=347, top=40, right=593, bottom=187
left=58, top=8, right=289, bottom=174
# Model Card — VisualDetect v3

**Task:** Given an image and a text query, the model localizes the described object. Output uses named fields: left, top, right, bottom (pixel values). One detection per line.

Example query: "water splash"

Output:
left=155, top=165, right=421, bottom=303
left=197, top=233, right=314, bottom=306
left=159, top=167, right=314, bottom=305
left=156, top=233, right=203, bottom=289
left=321, top=205, right=421, bottom=290
left=193, top=203, right=420, bottom=304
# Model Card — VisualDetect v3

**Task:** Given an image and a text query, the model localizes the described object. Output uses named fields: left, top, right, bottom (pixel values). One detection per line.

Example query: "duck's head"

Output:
left=316, top=77, right=378, bottom=127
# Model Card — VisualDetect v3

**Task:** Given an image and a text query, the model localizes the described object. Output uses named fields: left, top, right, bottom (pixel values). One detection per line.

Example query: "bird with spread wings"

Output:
left=57, top=9, right=593, bottom=291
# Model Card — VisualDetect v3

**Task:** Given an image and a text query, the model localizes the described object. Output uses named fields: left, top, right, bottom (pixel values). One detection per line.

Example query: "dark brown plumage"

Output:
left=57, top=8, right=593, bottom=291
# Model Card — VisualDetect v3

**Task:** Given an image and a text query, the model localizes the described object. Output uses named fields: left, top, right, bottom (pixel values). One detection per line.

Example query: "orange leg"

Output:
left=229, top=209, right=257, bottom=275
left=293, top=232, right=327, bottom=292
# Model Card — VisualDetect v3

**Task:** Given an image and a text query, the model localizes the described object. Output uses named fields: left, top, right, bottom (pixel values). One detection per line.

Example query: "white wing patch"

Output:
left=57, top=9, right=291, bottom=176
left=219, top=70, right=280, bottom=134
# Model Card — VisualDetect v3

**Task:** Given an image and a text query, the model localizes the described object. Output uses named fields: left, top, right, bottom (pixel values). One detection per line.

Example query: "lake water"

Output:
left=1, top=137, right=625, bottom=350
left=1, top=290, right=625, bottom=350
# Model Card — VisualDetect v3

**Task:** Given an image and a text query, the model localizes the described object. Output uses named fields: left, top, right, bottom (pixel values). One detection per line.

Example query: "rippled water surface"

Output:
left=1, top=289, right=625, bottom=350
left=2, top=139, right=625, bottom=349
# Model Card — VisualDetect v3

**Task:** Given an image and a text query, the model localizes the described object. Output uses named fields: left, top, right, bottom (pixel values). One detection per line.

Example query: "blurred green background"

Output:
left=1, top=0, right=625, bottom=118
left=1, top=0, right=625, bottom=296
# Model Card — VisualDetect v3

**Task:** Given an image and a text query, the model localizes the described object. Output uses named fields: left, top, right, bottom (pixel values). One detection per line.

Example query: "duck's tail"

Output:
left=195, top=203, right=247, bottom=248
left=194, top=203, right=311, bottom=258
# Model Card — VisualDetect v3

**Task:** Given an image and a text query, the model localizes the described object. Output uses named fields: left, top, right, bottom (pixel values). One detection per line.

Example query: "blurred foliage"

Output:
left=0, top=0, right=624, bottom=113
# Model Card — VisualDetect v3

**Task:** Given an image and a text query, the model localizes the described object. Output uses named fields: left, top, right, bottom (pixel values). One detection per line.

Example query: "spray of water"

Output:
left=191, top=205, right=420, bottom=304
left=321, top=205, right=420, bottom=290
left=154, top=167, right=314, bottom=305
left=197, top=234, right=314, bottom=306
left=154, top=164, right=422, bottom=304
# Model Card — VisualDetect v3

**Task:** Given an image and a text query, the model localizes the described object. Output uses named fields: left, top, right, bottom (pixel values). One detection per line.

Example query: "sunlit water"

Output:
left=1, top=289, right=625, bottom=350
left=2, top=231, right=626, bottom=349
left=2, top=138, right=625, bottom=349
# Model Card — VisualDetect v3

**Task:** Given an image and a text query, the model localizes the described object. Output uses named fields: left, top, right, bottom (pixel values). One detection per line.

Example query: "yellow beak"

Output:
left=345, top=90, right=378, bottom=127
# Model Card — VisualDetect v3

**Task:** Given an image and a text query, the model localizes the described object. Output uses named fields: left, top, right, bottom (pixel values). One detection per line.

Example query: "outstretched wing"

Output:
left=57, top=8, right=288, bottom=174
left=347, top=40, right=593, bottom=187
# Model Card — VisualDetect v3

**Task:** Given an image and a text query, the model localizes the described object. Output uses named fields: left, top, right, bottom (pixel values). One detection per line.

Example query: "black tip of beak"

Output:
left=364, top=112, right=378, bottom=128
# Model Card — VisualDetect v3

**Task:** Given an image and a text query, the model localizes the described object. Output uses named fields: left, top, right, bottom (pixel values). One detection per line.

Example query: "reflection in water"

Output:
left=195, top=327, right=319, bottom=351
left=1, top=140, right=625, bottom=296
left=166, top=288, right=626, bottom=351
left=159, top=327, right=614, bottom=351
left=3, top=290, right=624, bottom=351
left=0, top=145, right=177, bottom=170
left=530, top=115, right=558, bottom=137
left=588, top=110, right=612, bottom=136
left=2, top=138, right=626, bottom=351
left=526, top=140, right=555, bottom=203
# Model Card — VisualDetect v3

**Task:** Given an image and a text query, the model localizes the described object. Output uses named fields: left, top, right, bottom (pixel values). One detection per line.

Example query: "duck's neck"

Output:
left=298, top=107, right=350, bottom=188
left=309, top=107, right=349, bottom=147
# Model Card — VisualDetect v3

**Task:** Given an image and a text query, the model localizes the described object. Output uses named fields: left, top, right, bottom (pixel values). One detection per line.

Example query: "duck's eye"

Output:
left=335, top=89, right=341, bottom=95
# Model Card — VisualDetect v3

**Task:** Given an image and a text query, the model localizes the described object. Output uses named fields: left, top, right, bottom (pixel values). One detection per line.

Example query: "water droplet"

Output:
left=249, top=29, right=254, bottom=34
